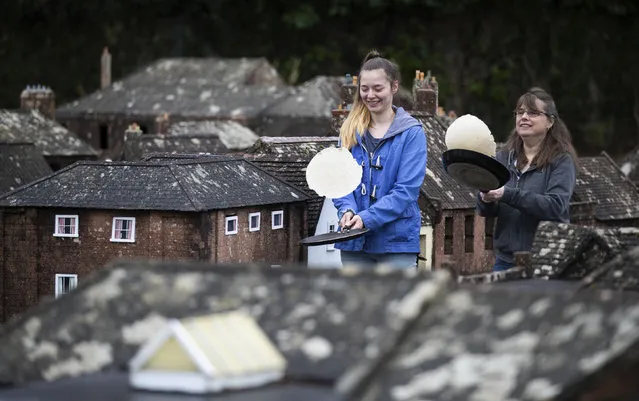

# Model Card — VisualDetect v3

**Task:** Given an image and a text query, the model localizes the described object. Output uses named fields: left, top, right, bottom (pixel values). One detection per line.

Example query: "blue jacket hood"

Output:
left=384, top=106, right=422, bottom=139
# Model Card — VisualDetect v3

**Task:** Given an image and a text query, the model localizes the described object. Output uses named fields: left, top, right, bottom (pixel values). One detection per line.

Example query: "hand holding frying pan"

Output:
left=441, top=114, right=509, bottom=192
left=300, top=147, right=370, bottom=246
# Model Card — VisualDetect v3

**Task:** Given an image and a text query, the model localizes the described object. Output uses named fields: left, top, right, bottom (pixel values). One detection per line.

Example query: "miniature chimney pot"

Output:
left=101, top=47, right=112, bottom=89
left=20, top=85, right=56, bottom=120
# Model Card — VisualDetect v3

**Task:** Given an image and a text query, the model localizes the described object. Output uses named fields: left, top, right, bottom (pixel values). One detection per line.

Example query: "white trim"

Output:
left=248, top=212, right=261, bottom=232
left=129, top=322, right=176, bottom=371
left=225, top=216, right=238, bottom=235
left=54, top=274, right=78, bottom=297
left=53, top=214, right=79, bottom=238
left=271, top=210, right=284, bottom=230
left=111, top=217, right=136, bottom=242
left=249, top=212, right=262, bottom=232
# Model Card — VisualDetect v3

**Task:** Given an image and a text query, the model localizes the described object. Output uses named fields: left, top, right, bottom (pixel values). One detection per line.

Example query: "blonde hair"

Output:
left=339, top=50, right=401, bottom=150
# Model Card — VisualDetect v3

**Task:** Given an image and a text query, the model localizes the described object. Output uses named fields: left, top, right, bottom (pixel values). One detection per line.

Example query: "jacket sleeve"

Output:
left=358, top=126, right=427, bottom=231
left=476, top=193, right=500, bottom=217
left=500, top=154, right=576, bottom=221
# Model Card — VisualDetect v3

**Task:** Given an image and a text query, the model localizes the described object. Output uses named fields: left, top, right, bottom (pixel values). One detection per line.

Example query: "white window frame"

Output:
left=326, top=221, right=337, bottom=251
left=55, top=274, right=78, bottom=298
left=225, top=216, right=238, bottom=235
left=111, top=217, right=136, bottom=243
left=248, top=212, right=261, bottom=232
left=53, top=214, right=79, bottom=238
left=271, top=210, right=284, bottom=230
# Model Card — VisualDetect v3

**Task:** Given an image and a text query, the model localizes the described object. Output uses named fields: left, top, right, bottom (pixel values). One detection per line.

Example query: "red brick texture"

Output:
left=0, top=203, right=305, bottom=322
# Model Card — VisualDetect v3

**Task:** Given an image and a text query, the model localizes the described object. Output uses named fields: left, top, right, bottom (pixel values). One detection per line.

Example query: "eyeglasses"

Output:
left=513, top=109, right=550, bottom=118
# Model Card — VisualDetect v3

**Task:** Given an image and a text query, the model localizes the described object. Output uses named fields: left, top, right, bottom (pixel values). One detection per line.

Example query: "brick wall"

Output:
left=1, top=204, right=306, bottom=322
left=433, top=210, right=494, bottom=274
left=214, top=203, right=305, bottom=264
left=1, top=209, right=39, bottom=322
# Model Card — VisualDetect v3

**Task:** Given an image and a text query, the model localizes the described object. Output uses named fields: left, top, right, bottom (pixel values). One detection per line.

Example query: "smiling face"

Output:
left=359, top=69, right=398, bottom=114
left=514, top=97, right=554, bottom=139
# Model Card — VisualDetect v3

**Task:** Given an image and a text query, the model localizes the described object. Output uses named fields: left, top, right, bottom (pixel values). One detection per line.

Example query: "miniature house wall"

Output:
left=129, top=311, right=287, bottom=394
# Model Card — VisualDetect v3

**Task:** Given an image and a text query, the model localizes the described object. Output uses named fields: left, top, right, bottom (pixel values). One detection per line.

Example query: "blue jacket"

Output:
left=332, top=107, right=427, bottom=253
left=476, top=149, right=576, bottom=263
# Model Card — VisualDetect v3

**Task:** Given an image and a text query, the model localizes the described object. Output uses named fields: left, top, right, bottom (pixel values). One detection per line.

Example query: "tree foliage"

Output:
left=1, top=0, right=638, bottom=156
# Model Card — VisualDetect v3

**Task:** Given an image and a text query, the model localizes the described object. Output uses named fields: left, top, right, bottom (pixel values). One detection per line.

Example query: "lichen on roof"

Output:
left=0, top=110, right=96, bottom=156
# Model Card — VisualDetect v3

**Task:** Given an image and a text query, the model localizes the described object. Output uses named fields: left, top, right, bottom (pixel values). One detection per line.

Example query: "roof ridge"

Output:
left=167, top=164, right=201, bottom=211
left=241, top=158, right=314, bottom=199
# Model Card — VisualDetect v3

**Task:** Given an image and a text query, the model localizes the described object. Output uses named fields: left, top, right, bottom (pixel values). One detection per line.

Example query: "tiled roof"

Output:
left=259, top=76, right=342, bottom=137
left=0, top=157, right=308, bottom=211
left=531, top=221, right=639, bottom=280
left=0, top=110, right=97, bottom=157
left=123, top=120, right=259, bottom=161
left=56, top=83, right=293, bottom=120
left=416, top=113, right=477, bottom=210
left=531, top=221, right=611, bottom=279
left=2, top=259, right=639, bottom=400
left=56, top=57, right=290, bottom=119
left=262, top=76, right=341, bottom=118
left=573, top=153, right=639, bottom=221
left=341, top=283, right=639, bottom=401
left=0, top=260, right=450, bottom=385
left=586, top=245, right=639, bottom=292
left=0, top=143, right=53, bottom=195
left=245, top=137, right=338, bottom=235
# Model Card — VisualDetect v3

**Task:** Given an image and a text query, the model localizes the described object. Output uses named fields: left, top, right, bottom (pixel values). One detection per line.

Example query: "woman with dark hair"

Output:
left=477, top=87, right=578, bottom=271
left=332, top=49, right=427, bottom=269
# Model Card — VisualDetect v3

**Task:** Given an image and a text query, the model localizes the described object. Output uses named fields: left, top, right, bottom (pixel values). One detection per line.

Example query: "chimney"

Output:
left=413, top=70, right=439, bottom=115
left=155, top=113, right=170, bottom=135
left=331, top=74, right=358, bottom=136
left=101, top=47, right=112, bottom=89
left=340, top=74, right=358, bottom=110
left=124, top=123, right=144, bottom=143
left=20, top=85, right=56, bottom=120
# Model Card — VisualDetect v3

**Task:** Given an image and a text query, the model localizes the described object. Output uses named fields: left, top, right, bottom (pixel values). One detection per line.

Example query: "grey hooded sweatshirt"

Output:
left=476, top=150, right=576, bottom=264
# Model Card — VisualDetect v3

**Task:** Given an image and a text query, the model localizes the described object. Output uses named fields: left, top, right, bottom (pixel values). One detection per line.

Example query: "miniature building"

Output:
left=0, top=156, right=308, bottom=322
left=0, top=259, right=639, bottom=400
left=0, top=142, right=53, bottom=195
left=573, top=152, right=639, bottom=227
left=55, top=56, right=292, bottom=159
left=0, top=109, right=97, bottom=171
left=123, top=120, right=260, bottom=161
left=129, top=310, right=286, bottom=394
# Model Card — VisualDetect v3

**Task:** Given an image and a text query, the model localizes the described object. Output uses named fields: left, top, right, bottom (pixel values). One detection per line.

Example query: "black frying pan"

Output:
left=300, top=227, right=369, bottom=246
left=442, top=149, right=510, bottom=192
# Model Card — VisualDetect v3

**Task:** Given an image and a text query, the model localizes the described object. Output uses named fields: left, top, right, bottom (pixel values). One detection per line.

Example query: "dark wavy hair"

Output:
left=505, top=87, right=578, bottom=170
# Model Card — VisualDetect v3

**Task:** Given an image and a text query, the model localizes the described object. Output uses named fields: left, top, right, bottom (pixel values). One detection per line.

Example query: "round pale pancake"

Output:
left=445, top=114, right=496, bottom=157
left=306, top=147, right=362, bottom=199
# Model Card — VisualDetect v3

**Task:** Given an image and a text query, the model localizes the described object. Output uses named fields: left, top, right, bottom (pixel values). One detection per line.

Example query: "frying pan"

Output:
left=442, top=149, right=510, bottom=192
left=299, top=227, right=369, bottom=246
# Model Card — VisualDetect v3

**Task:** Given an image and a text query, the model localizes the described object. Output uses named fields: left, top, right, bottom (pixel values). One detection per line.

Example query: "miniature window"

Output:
left=55, top=274, right=78, bottom=298
left=225, top=216, right=238, bottom=235
left=326, top=222, right=337, bottom=251
left=464, top=215, right=474, bottom=253
left=99, top=124, right=109, bottom=149
left=54, top=215, right=79, bottom=237
left=444, top=217, right=453, bottom=255
left=249, top=212, right=261, bottom=232
left=111, top=217, right=136, bottom=242
left=272, top=210, right=284, bottom=230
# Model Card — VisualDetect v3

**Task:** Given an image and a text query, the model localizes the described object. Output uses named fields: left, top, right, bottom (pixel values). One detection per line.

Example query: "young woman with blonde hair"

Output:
left=332, top=50, right=427, bottom=269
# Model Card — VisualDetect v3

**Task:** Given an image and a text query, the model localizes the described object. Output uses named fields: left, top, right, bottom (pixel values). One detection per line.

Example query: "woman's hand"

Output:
left=340, top=211, right=365, bottom=230
left=480, top=186, right=505, bottom=203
